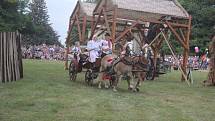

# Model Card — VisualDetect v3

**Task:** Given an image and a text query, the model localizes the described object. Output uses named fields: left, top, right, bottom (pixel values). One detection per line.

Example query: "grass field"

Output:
left=0, top=60, right=214, bottom=121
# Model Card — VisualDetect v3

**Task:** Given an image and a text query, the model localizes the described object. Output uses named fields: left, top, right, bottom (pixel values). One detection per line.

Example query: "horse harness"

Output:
left=108, top=56, right=148, bottom=74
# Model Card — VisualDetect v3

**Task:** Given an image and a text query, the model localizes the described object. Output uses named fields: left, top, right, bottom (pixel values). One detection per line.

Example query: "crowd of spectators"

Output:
left=188, top=55, right=209, bottom=70
left=22, top=44, right=65, bottom=61
left=21, top=44, right=210, bottom=70
left=165, top=55, right=209, bottom=70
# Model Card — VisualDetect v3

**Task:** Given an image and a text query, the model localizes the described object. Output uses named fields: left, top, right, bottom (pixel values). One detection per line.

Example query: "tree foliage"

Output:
left=161, top=0, right=215, bottom=55
left=0, top=0, right=61, bottom=46
left=180, top=0, right=215, bottom=51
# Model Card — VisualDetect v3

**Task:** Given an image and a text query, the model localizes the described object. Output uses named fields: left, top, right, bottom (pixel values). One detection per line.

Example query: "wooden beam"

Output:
left=76, top=15, right=82, bottom=42
left=82, top=15, right=87, bottom=43
left=161, top=31, right=190, bottom=86
left=181, top=16, right=192, bottom=81
left=103, top=7, right=111, bottom=34
left=66, top=19, right=76, bottom=45
left=166, top=21, right=188, bottom=50
left=64, top=46, right=70, bottom=70
left=97, top=29, right=106, bottom=37
left=111, top=6, right=117, bottom=48
left=140, top=18, right=189, bottom=28
left=115, top=22, right=139, bottom=42
left=91, top=15, right=95, bottom=35
left=90, top=8, right=103, bottom=39
left=179, top=28, right=186, bottom=42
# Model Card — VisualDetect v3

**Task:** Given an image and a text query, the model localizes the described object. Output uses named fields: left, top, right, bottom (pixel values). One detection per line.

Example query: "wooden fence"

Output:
left=0, top=32, right=23, bottom=83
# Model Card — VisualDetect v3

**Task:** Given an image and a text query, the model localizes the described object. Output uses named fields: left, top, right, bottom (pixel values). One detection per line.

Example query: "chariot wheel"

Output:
left=69, top=61, right=77, bottom=81
left=146, top=58, right=155, bottom=80
left=85, top=69, right=93, bottom=86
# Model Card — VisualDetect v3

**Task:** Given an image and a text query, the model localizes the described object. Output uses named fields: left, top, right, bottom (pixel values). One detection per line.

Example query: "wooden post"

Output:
left=103, top=6, right=111, bottom=34
left=165, top=21, right=188, bottom=50
left=82, top=15, right=87, bottom=43
left=64, top=45, right=70, bottom=70
left=182, top=16, right=192, bottom=81
left=161, top=31, right=190, bottom=86
left=115, top=22, right=139, bottom=42
left=76, top=15, right=82, bottom=42
left=90, top=9, right=103, bottom=39
left=112, top=6, right=117, bottom=50
left=0, top=32, right=23, bottom=83
left=3, top=32, right=7, bottom=82
left=65, top=16, right=76, bottom=70
left=0, top=33, right=2, bottom=82
left=91, top=15, right=95, bottom=36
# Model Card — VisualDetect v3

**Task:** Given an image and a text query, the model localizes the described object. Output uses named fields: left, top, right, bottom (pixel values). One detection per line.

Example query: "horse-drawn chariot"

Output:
left=68, top=51, right=116, bottom=86
left=68, top=47, right=157, bottom=89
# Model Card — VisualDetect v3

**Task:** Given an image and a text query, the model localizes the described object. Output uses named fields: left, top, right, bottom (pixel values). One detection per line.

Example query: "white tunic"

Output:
left=87, top=40, right=100, bottom=63
left=71, top=46, right=82, bottom=61
left=71, top=46, right=81, bottom=54
left=100, top=39, right=112, bottom=54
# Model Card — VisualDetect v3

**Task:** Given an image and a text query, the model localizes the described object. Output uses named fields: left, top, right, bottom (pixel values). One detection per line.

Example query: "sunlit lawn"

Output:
left=0, top=60, right=214, bottom=121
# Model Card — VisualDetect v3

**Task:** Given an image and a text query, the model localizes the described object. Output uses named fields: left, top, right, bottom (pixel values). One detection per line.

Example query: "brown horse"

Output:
left=131, top=56, right=149, bottom=91
left=111, top=55, right=148, bottom=92
left=97, top=54, right=117, bottom=89
left=97, top=52, right=148, bottom=92
left=101, top=56, right=148, bottom=91
left=112, top=56, right=134, bottom=91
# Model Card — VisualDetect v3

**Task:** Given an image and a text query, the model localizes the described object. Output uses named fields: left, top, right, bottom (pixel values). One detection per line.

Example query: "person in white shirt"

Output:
left=71, top=41, right=81, bottom=54
left=87, top=35, right=100, bottom=64
left=100, top=33, right=112, bottom=57
left=71, top=41, right=82, bottom=61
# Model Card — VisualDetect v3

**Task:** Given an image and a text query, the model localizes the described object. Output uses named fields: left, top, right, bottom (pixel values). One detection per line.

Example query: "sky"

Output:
left=46, top=0, right=78, bottom=45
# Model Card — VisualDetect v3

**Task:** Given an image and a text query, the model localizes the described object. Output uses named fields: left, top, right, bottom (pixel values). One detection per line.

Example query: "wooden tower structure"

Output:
left=66, top=0, right=192, bottom=81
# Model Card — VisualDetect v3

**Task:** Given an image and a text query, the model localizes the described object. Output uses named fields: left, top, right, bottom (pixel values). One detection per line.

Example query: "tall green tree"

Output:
left=179, top=0, right=215, bottom=54
left=162, top=0, right=215, bottom=55
left=0, top=0, right=61, bottom=46
left=0, top=0, right=28, bottom=31
left=25, top=0, right=61, bottom=45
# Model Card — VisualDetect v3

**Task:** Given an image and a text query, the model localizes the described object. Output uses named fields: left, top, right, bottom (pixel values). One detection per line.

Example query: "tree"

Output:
left=25, top=0, right=61, bottom=45
left=161, top=0, right=215, bottom=55
left=0, top=0, right=61, bottom=46
left=179, top=0, right=215, bottom=54
left=0, top=0, right=28, bottom=31
left=29, top=0, right=49, bottom=25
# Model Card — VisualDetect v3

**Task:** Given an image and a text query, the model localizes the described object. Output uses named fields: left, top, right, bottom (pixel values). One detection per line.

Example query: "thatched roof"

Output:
left=94, top=0, right=189, bottom=21
left=79, top=2, right=96, bottom=17
left=70, top=1, right=96, bottom=20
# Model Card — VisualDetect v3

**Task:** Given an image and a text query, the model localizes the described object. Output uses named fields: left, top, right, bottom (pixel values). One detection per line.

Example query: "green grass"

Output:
left=0, top=60, right=214, bottom=121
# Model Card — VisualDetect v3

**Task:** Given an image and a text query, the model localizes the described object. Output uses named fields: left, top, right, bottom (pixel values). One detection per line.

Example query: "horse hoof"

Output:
left=98, top=86, right=101, bottom=89
left=105, top=86, right=109, bottom=89
left=136, top=88, right=140, bottom=92
left=128, top=87, right=132, bottom=91
left=113, top=88, right=117, bottom=92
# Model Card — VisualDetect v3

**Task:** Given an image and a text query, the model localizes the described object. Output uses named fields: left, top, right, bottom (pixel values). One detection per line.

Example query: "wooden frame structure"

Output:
left=66, top=0, right=192, bottom=81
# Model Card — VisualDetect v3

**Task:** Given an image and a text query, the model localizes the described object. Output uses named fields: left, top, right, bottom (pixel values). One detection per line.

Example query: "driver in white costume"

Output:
left=100, top=33, right=112, bottom=57
left=71, top=41, right=82, bottom=61
left=87, top=35, right=100, bottom=65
